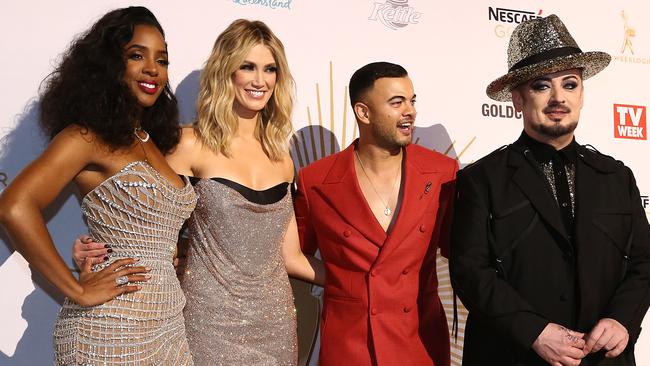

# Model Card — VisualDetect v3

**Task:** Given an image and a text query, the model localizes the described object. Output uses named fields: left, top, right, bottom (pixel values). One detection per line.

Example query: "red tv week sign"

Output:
left=614, top=104, right=646, bottom=140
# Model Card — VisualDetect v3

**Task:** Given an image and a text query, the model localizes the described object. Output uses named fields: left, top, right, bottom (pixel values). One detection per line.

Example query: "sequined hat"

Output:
left=486, top=14, right=611, bottom=102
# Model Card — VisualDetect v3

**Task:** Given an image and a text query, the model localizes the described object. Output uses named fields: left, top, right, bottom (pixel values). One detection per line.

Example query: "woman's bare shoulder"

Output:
left=169, top=126, right=201, bottom=156
left=51, top=125, right=109, bottom=157
left=167, top=125, right=211, bottom=174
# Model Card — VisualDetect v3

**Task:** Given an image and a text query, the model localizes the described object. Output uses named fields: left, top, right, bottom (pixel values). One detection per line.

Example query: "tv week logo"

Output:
left=613, top=104, right=646, bottom=140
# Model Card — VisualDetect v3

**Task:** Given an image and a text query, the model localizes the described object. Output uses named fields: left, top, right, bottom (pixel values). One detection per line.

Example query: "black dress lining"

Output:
left=187, top=176, right=289, bottom=205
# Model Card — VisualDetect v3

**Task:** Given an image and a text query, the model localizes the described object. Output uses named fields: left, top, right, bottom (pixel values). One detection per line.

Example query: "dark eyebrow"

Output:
left=126, top=44, right=146, bottom=51
left=562, top=75, right=579, bottom=81
left=532, top=75, right=578, bottom=83
left=531, top=76, right=551, bottom=83
left=388, top=94, right=416, bottom=102
left=125, top=44, right=168, bottom=55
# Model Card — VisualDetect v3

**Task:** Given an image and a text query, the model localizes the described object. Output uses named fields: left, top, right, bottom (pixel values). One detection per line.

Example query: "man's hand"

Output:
left=583, top=318, right=628, bottom=358
left=532, top=323, right=586, bottom=366
left=173, top=256, right=187, bottom=278
left=174, top=237, right=190, bottom=279
left=72, top=235, right=109, bottom=268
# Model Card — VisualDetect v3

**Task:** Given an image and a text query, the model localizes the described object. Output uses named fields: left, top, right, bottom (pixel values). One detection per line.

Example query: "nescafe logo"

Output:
left=488, top=7, right=542, bottom=24
left=482, top=103, right=521, bottom=119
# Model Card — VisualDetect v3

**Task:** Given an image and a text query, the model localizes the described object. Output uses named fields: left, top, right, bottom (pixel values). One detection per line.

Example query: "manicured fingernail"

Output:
left=107, top=249, right=113, bottom=253
left=104, top=244, right=111, bottom=248
left=103, top=256, right=109, bottom=261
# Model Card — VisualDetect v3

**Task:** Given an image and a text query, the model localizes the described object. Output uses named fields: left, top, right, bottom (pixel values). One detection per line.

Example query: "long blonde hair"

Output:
left=196, top=19, right=295, bottom=161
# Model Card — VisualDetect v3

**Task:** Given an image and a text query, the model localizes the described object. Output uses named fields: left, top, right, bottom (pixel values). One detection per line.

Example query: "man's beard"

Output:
left=533, top=120, right=578, bottom=138
left=371, top=120, right=413, bottom=150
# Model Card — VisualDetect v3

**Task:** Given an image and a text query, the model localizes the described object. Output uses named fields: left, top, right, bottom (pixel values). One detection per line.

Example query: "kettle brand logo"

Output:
left=368, top=0, right=422, bottom=30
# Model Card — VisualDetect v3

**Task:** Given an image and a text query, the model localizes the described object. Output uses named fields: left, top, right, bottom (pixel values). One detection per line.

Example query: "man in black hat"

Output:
left=450, top=14, right=650, bottom=365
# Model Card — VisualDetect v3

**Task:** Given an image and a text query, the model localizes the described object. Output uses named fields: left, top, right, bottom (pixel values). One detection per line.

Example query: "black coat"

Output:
left=450, top=134, right=650, bottom=365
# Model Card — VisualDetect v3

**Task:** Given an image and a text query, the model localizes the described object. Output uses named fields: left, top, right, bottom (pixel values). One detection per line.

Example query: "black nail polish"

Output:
left=104, top=244, right=111, bottom=248
left=103, top=256, right=109, bottom=261
left=107, top=249, right=113, bottom=253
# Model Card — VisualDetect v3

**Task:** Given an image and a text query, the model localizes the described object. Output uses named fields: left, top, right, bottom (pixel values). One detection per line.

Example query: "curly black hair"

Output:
left=39, top=6, right=180, bottom=154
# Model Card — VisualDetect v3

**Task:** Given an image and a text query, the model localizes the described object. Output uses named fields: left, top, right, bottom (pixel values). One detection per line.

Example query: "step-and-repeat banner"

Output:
left=1, top=1, right=648, bottom=365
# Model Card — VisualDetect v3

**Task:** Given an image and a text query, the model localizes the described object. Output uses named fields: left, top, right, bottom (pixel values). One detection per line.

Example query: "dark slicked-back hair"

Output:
left=39, top=6, right=180, bottom=154
left=349, top=62, right=408, bottom=108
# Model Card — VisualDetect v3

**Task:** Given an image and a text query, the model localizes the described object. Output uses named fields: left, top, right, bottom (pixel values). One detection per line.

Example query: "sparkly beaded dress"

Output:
left=181, top=177, right=298, bottom=366
left=54, top=161, right=197, bottom=365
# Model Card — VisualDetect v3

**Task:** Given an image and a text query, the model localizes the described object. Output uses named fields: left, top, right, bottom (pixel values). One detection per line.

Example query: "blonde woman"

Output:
left=74, top=19, right=324, bottom=365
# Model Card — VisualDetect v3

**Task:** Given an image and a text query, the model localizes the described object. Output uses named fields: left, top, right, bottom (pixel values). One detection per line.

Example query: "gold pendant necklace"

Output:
left=355, top=150, right=401, bottom=216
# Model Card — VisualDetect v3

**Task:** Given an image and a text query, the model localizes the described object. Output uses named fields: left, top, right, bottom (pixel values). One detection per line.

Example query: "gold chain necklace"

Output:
left=354, top=150, right=401, bottom=216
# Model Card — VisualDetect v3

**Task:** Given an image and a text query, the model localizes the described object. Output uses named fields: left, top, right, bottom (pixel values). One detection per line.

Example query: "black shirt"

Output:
left=519, top=132, right=577, bottom=236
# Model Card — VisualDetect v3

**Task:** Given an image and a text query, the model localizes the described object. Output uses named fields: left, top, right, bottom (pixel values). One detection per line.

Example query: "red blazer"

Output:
left=295, top=141, right=457, bottom=366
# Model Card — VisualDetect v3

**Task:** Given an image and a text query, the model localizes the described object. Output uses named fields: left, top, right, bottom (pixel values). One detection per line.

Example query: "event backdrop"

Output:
left=1, top=1, right=649, bottom=365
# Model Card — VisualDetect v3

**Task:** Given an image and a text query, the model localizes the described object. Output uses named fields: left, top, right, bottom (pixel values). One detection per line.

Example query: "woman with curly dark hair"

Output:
left=0, top=6, right=196, bottom=365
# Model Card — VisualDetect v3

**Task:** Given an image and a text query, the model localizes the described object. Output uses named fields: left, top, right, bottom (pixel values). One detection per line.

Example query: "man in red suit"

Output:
left=294, top=62, right=457, bottom=366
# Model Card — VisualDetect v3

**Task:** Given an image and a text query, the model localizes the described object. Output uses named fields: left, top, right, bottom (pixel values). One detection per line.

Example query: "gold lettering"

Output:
left=494, top=24, right=513, bottom=38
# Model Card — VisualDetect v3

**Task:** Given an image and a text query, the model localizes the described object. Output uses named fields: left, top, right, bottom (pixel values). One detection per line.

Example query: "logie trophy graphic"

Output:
left=620, top=10, right=635, bottom=55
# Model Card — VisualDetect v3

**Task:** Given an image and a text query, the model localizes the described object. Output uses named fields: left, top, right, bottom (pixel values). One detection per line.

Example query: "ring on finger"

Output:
left=115, top=275, right=129, bottom=286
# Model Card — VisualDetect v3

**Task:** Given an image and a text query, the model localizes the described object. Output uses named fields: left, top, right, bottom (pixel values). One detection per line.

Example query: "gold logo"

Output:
left=614, top=11, right=650, bottom=64
left=621, top=10, right=635, bottom=55
left=490, top=7, right=543, bottom=39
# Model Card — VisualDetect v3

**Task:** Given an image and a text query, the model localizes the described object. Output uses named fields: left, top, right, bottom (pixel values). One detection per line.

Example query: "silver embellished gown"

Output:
left=181, top=177, right=298, bottom=366
left=54, top=161, right=197, bottom=365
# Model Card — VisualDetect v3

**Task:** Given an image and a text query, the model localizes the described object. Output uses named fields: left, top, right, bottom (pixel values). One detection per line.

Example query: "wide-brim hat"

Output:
left=486, top=14, right=611, bottom=102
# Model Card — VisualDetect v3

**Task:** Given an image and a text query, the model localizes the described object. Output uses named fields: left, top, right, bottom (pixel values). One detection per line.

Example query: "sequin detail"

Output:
left=486, top=14, right=611, bottom=102
left=54, top=161, right=197, bottom=365
left=181, top=179, right=298, bottom=365
left=540, top=160, right=576, bottom=216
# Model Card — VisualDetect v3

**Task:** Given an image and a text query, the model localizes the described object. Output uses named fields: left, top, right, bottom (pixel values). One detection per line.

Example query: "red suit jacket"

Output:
left=294, top=141, right=457, bottom=366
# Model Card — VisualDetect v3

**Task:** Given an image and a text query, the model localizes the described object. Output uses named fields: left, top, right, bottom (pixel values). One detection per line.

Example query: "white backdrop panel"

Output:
left=1, top=1, right=648, bottom=365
